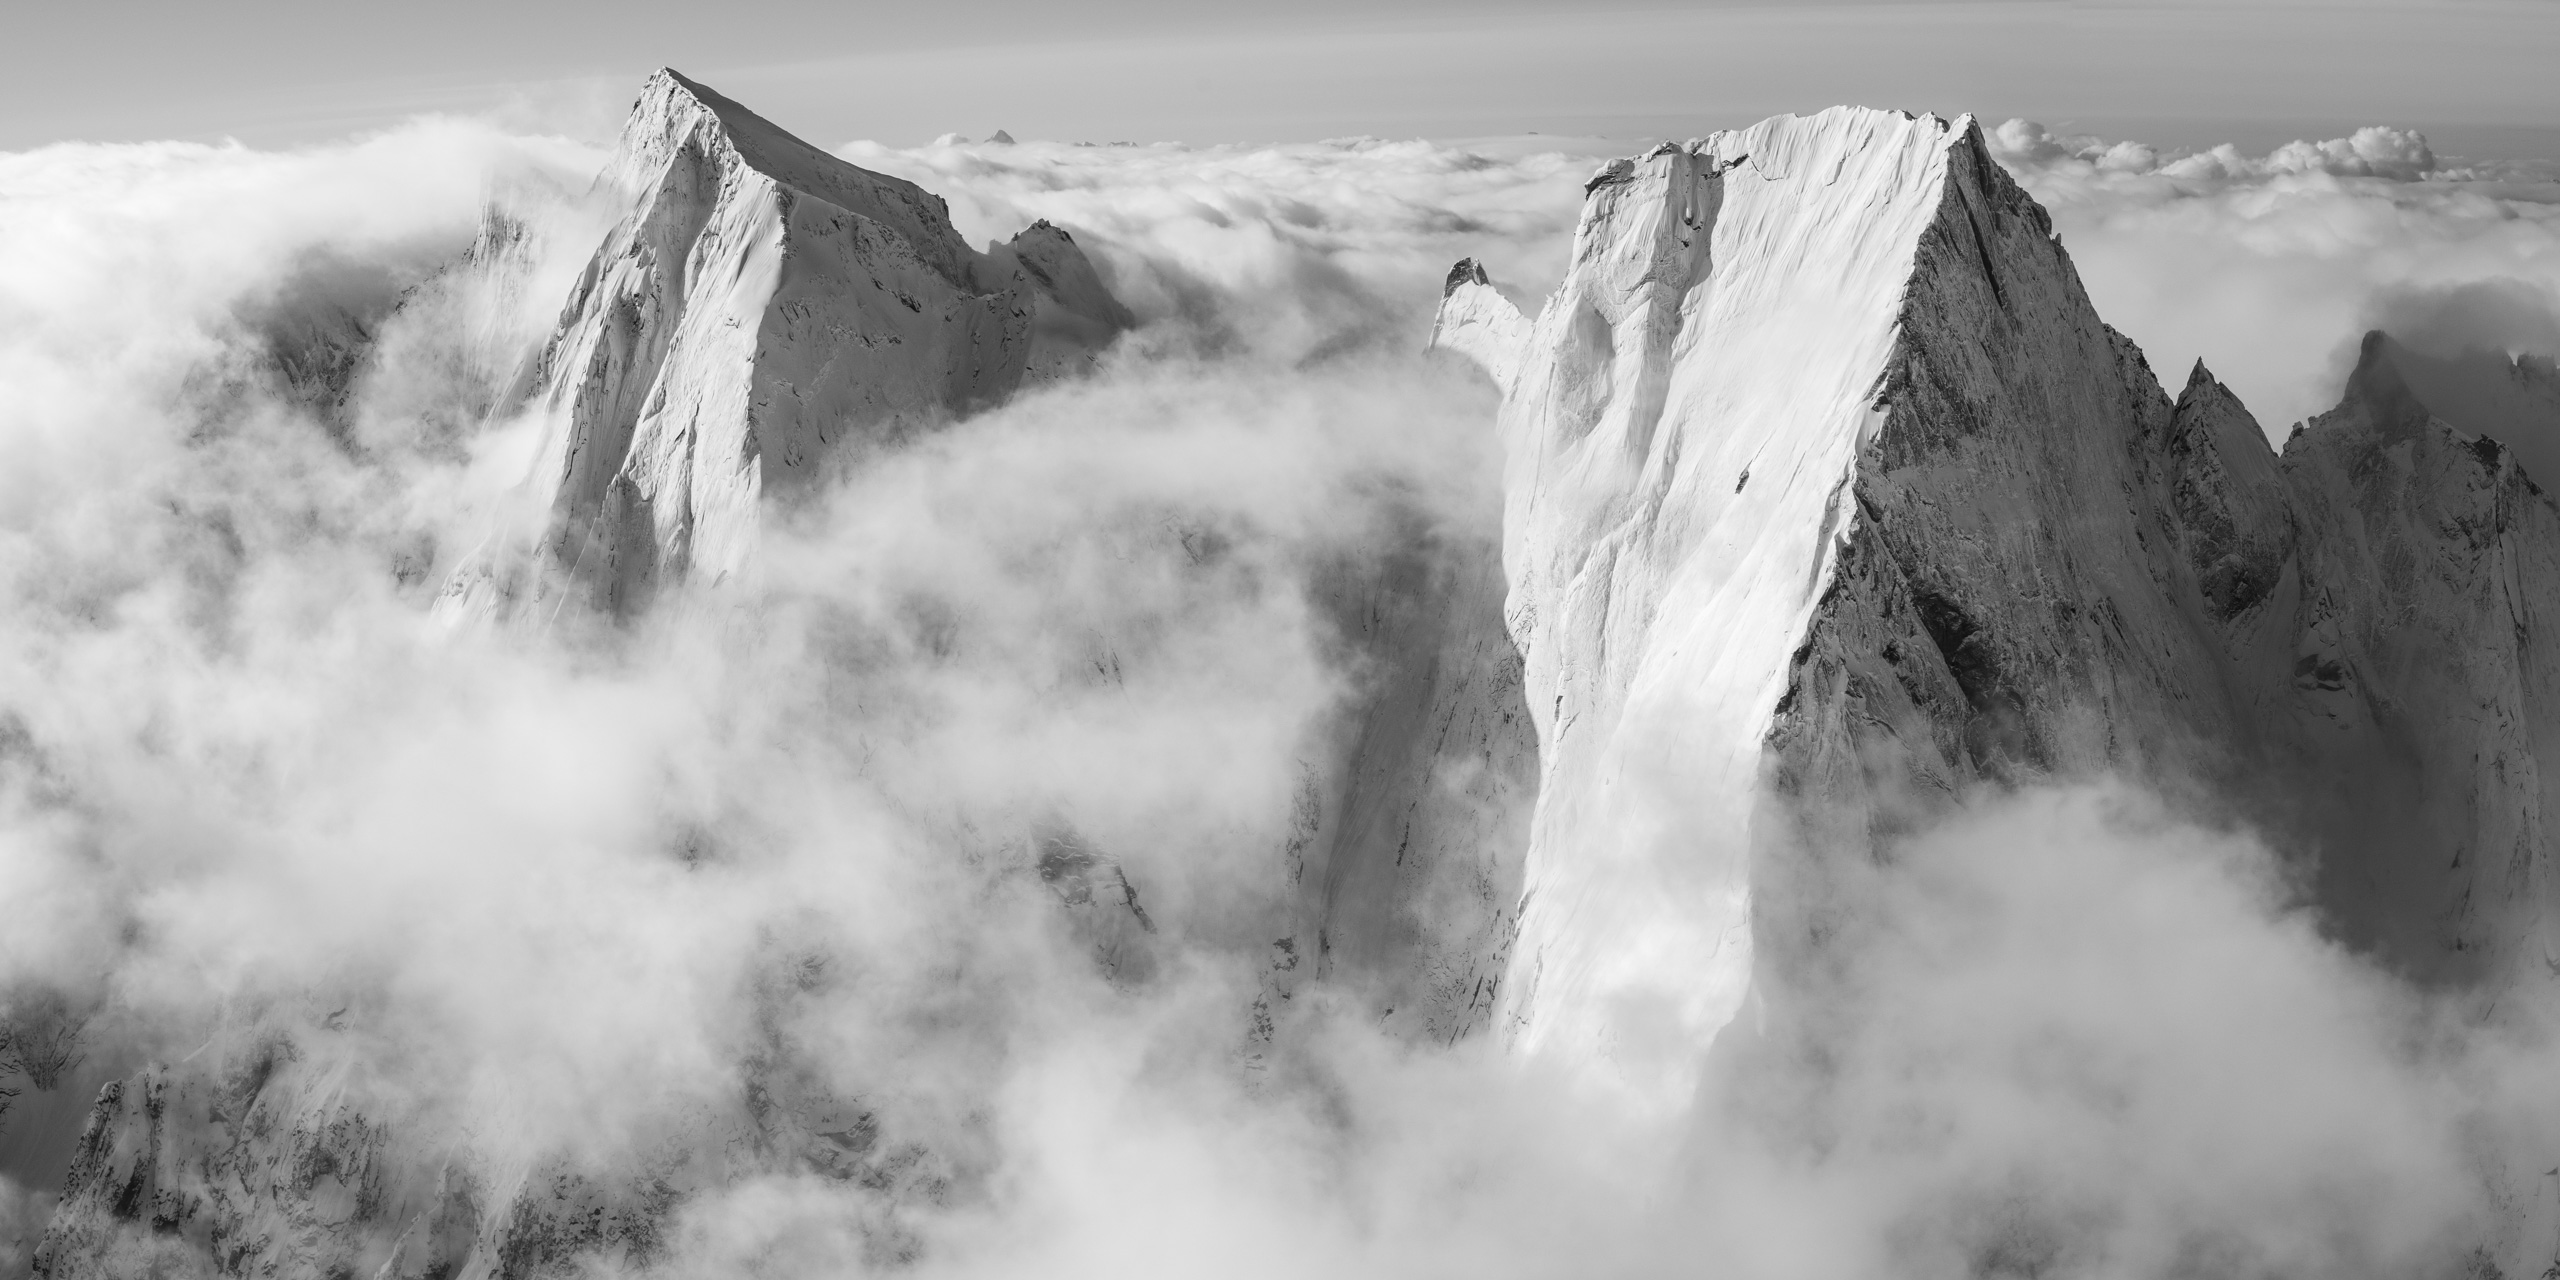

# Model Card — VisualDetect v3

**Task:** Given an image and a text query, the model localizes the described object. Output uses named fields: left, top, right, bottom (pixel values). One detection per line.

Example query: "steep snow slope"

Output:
left=449, top=69, right=1129, bottom=618
left=1436, top=111, right=2560, bottom=1113
left=1438, top=110, right=1994, bottom=1096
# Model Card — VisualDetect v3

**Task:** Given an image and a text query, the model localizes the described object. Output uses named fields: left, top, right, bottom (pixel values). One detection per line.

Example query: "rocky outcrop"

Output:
left=33, top=1026, right=953, bottom=1279
left=36, top=1049, right=405, bottom=1280
left=446, top=69, right=1130, bottom=619
left=1433, top=109, right=2560, bottom=1126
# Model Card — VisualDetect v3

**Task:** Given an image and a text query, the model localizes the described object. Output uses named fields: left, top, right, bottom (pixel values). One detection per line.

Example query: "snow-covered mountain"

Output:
left=27, top=83, right=2560, bottom=1279
left=26, top=71, right=1138, bottom=1280
left=444, top=69, right=1130, bottom=619
left=1433, top=108, right=2560, bottom=1139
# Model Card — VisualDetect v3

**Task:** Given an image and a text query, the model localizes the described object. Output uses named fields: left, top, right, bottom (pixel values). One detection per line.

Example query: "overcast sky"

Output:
left=8, top=0, right=2560, bottom=155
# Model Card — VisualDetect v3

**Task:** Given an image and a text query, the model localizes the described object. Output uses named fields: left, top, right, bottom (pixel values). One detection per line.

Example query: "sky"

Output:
left=9, top=0, right=2560, bottom=156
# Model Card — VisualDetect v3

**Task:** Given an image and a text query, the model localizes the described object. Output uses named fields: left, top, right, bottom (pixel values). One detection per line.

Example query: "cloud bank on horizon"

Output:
left=0, top=101, right=2558, bottom=1276
left=819, top=112, right=2560, bottom=441
left=1975, top=118, right=2560, bottom=438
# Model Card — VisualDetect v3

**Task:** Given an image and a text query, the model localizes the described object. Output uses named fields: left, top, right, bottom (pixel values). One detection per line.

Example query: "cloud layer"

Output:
left=1984, top=118, right=2560, bottom=435
left=0, top=108, right=2558, bottom=1278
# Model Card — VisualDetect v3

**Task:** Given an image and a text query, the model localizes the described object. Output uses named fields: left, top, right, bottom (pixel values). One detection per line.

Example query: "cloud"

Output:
left=0, top=113, right=1556, bottom=1271
left=631, top=783, right=2537, bottom=1280
left=1991, top=120, right=2444, bottom=182
left=830, top=133, right=1596, bottom=364
left=2364, top=276, right=2560, bottom=361
left=1723, top=786, right=2495, bottom=1280
left=1984, top=118, right=2560, bottom=435
left=3, top=107, right=2560, bottom=1280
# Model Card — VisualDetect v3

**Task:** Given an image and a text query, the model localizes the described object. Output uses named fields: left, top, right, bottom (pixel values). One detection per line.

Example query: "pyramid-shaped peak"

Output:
left=621, top=68, right=906, bottom=201
left=2338, top=329, right=2442, bottom=436
left=2348, top=327, right=2410, bottom=378
left=2174, top=358, right=2251, bottom=412
left=611, top=69, right=971, bottom=288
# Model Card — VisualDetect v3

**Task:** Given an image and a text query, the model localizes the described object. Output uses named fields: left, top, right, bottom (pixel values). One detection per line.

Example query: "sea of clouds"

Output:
left=0, top=103, right=2557, bottom=1278
left=1981, top=118, right=2560, bottom=433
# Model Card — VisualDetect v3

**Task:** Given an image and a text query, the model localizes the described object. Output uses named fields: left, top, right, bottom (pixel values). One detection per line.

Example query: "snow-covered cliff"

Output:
left=1437, top=110, right=2003, bottom=1097
left=449, top=69, right=1129, bottom=618
left=1435, top=110, right=2560, bottom=1113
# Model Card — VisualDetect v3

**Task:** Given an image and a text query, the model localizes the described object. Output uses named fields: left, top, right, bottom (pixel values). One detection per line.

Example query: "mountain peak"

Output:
left=2325, top=328, right=2560, bottom=487
left=2337, top=329, right=2436, bottom=435
left=441, top=71, right=1130, bottom=621
left=610, top=69, right=972, bottom=290
left=1426, top=100, right=2560, bottom=1112
left=1427, top=104, right=1994, bottom=1098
